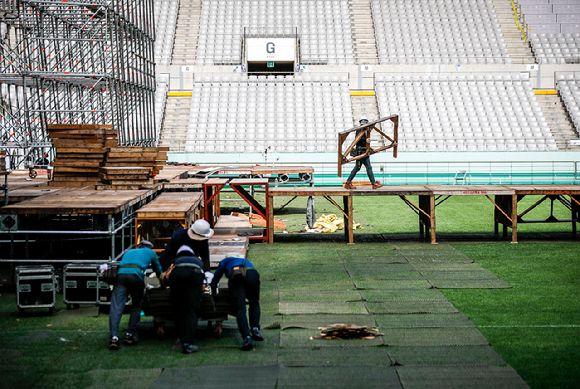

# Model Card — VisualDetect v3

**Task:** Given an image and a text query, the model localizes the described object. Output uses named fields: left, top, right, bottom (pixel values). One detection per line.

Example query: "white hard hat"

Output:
left=187, top=219, right=214, bottom=240
left=359, top=114, right=368, bottom=123
left=177, top=245, right=194, bottom=255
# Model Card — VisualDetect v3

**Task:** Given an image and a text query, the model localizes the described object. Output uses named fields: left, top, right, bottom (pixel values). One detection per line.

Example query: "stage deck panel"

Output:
left=0, top=188, right=159, bottom=215
left=136, top=192, right=203, bottom=219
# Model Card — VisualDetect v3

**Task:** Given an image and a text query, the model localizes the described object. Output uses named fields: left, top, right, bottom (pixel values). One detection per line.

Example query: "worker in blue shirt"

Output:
left=109, top=240, right=162, bottom=350
left=211, top=257, right=263, bottom=351
left=167, top=245, right=205, bottom=354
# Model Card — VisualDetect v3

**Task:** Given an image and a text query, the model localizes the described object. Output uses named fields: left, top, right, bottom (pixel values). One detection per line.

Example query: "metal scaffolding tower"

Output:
left=0, top=0, right=157, bottom=168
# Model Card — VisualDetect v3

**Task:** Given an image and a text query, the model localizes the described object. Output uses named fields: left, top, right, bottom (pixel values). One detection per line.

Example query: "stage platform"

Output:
left=267, top=185, right=580, bottom=244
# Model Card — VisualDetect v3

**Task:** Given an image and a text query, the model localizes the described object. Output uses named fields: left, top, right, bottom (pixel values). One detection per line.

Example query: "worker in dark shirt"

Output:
left=109, top=240, right=162, bottom=350
left=211, top=257, right=263, bottom=351
left=344, top=114, right=384, bottom=190
left=163, top=219, right=213, bottom=272
left=168, top=245, right=205, bottom=354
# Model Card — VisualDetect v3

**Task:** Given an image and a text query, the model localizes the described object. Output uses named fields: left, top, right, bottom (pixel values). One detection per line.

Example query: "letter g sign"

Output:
left=266, top=42, right=275, bottom=54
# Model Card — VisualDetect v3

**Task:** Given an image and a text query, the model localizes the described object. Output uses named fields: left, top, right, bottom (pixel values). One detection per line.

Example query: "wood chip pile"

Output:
left=47, top=124, right=117, bottom=187
left=311, top=324, right=384, bottom=340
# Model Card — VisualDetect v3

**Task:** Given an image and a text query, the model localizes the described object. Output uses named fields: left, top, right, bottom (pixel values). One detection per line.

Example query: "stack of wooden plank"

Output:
left=0, top=150, right=6, bottom=172
left=97, top=146, right=168, bottom=190
left=311, top=324, right=384, bottom=340
left=47, top=124, right=117, bottom=187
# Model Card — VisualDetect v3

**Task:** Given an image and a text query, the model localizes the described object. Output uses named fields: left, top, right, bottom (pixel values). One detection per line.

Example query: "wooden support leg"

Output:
left=267, top=195, right=274, bottom=244
left=430, top=194, right=437, bottom=244
left=511, top=194, right=518, bottom=244
left=344, top=195, right=354, bottom=244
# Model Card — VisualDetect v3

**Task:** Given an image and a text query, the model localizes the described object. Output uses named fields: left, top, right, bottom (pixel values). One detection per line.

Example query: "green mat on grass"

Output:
left=281, top=314, right=377, bottom=330
left=360, top=289, right=447, bottom=302
left=277, top=279, right=355, bottom=290
left=383, top=328, right=489, bottom=346
left=395, top=366, right=530, bottom=389
left=279, top=290, right=363, bottom=302
left=365, top=301, right=458, bottom=314
left=279, top=328, right=384, bottom=347
left=354, top=280, right=433, bottom=290
left=349, top=271, right=426, bottom=281
left=341, top=255, right=408, bottom=264
left=277, top=347, right=392, bottom=367
left=56, top=307, right=99, bottom=317
left=152, top=365, right=279, bottom=389
left=429, top=279, right=512, bottom=289
left=419, top=270, right=501, bottom=280
left=277, top=366, right=402, bottom=389
left=279, top=301, right=368, bottom=315
left=374, top=313, right=475, bottom=329
left=387, top=345, right=507, bottom=367
left=344, top=263, right=415, bottom=273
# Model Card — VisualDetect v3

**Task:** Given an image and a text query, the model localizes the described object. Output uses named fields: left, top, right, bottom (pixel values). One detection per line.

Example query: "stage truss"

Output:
left=0, top=0, right=157, bottom=168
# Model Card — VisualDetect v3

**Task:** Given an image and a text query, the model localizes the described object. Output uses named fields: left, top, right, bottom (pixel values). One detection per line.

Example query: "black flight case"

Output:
left=63, top=263, right=101, bottom=309
left=15, top=265, right=56, bottom=316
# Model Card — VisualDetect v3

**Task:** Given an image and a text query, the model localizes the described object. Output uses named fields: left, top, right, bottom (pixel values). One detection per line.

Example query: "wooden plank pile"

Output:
left=0, top=150, right=6, bottom=172
left=47, top=124, right=117, bottom=187
left=311, top=324, right=383, bottom=340
left=97, top=147, right=169, bottom=190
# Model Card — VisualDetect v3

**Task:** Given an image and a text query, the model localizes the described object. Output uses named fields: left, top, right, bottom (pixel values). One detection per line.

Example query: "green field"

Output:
left=0, top=194, right=578, bottom=388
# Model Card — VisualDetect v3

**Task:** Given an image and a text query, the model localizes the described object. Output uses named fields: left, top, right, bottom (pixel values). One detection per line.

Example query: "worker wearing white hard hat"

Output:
left=162, top=219, right=214, bottom=272
left=344, top=115, right=384, bottom=190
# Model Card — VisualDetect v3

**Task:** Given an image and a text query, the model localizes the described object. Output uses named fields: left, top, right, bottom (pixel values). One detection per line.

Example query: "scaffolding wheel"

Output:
left=215, top=323, right=222, bottom=339
left=29, top=169, right=37, bottom=179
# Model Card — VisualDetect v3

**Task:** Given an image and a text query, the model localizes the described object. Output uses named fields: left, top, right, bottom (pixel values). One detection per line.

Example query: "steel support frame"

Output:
left=1, top=0, right=156, bottom=168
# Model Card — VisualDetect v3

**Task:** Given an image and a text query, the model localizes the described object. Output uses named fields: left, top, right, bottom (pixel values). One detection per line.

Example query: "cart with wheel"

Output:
left=143, top=284, right=233, bottom=340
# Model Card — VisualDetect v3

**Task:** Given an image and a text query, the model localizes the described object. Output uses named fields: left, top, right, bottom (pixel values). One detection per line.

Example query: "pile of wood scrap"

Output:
left=47, top=124, right=117, bottom=187
left=97, top=147, right=168, bottom=190
left=310, top=324, right=383, bottom=340
left=231, top=212, right=287, bottom=230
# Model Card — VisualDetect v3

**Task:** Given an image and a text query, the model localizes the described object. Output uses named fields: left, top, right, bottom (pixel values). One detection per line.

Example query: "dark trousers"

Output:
left=228, top=269, right=261, bottom=338
left=347, top=155, right=376, bottom=184
left=170, top=267, right=204, bottom=344
left=109, top=274, right=144, bottom=337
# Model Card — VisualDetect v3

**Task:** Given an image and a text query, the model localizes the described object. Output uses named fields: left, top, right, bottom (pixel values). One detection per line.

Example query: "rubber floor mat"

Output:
left=345, top=263, right=415, bottom=273
left=278, top=271, right=351, bottom=282
left=277, top=366, right=402, bottom=389
left=354, top=280, right=433, bottom=290
left=279, top=301, right=368, bottom=315
left=360, top=289, right=447, bottom=302
left=420, top=270, right=501, bottom=280
left=56, top=307, right=99, bottom=317
left=278, top=346, right=392, bottom=367
left=281, top=314, right=377, bottom=330
left=430, top=279, right=512, bottom=289
left=374, top=313, right=475, bottom=329
left=349, top=271, right=426, bottom=281
left=280, top=328, right=384, bottom=347
left=395, top=365, right=530, bottom=389
left=152, top=365, right=279, bottom=389
left=341, top=254, right=408, bottom=264
left=410, top=263, right=487, bottom=271
left=383, top=328, right=489, bottom=346
left=387, top=345, right=507, bottom=367
left=279, top=290, right=363, bottom=302
left=404, top=255, right=474, bottom=264
left=365, top=301, right=458, bottom=314
left=277, top=279, right=355, bottom=290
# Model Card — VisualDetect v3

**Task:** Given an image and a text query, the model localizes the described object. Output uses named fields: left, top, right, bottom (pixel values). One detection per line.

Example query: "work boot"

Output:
left=182, top=343, right=199, bottom=354
left=109, top=336, right=120, bottom=350
left=251, top=327, right=264, bottom=341
left=240, top=336, right=253, bottom=351
left=372, top=181, right=384, bottom=189
left=124, top=333, right=139, bottom=346
left=344, top=182, right=356, bottom=190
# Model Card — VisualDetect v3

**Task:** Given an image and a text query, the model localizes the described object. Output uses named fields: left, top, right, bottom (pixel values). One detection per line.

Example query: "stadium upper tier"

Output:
left=154, top=0, right=179, bottom=66
left=371, top=0, right=511, bottom=65
left=196, top=0, right=354, bottom=66
left=376, top=74, right=558, bottom=152
left=184, top=75, right=352, bottom=153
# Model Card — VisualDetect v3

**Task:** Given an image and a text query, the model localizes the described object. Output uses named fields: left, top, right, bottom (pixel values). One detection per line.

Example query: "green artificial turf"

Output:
left=0, top=194, right=578, bottom=388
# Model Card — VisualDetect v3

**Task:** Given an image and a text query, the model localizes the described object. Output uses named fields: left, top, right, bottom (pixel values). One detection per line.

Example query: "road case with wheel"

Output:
left=16, top=265, right=56, bottom=315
